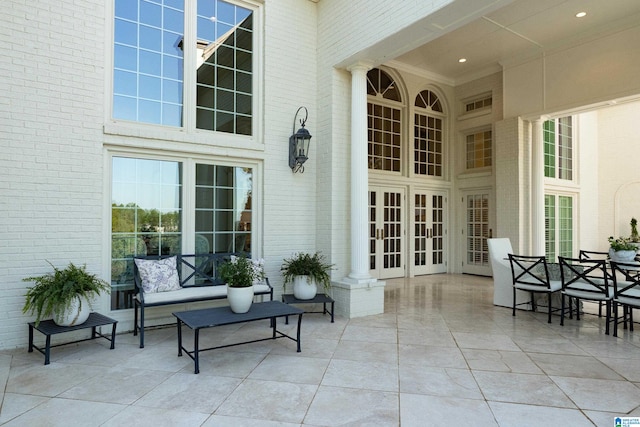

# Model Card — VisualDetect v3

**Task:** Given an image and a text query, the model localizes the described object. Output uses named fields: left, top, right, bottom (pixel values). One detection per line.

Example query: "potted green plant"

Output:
left=608, top=236, right=638, bottom=263
left=281, top=252, right=333, bottom=300
left=219, top=255, right=265, bottom=313
left=23, top=262, right=110, bottom=327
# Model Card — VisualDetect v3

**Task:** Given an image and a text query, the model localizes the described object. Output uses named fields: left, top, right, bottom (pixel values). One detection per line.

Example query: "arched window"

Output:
left=414, top=90, right=444, bottom=176
left=415, top=89, right=442, bottom=112
left=367, top=68, right=402, bottom=172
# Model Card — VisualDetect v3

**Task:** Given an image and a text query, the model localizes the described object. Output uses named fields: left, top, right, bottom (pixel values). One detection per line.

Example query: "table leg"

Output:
left=28, top=325, right=34, bottom=353
left=330, top=301, right=335, bottom=323
left=109, top=322, right=117, bottom=349
left=296, top=314, right=302, bottom=352
left=91, top=326, right=97, bottom=340
left=177, top=319, right=183, bottom=357
left=272, top=316, right=276, bottom=338
left=44, top=335, right=51, bottom=365
left=194, top=329, right=200, bottom=374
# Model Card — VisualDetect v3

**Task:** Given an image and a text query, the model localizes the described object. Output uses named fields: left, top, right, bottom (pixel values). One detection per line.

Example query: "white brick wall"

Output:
left=1, top=0, right=106, bottom=349
left=261, top=0, right=319, bottom=294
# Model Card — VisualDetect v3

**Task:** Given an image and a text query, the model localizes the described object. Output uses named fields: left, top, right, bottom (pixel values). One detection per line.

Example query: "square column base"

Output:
left=331, top=277, right=385, bottom=318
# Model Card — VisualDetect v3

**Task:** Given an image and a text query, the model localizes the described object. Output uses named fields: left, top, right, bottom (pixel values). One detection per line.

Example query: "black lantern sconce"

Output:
left=289, top=106, right=312, bottom=173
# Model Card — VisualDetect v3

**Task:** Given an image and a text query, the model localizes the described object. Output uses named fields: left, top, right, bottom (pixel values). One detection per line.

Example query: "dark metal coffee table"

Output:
left=173, top=301, right=304, bottom=374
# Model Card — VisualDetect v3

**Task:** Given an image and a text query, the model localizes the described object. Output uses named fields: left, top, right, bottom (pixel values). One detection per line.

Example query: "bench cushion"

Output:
left=137, top=282, right=273, bottom=305
left=140, top=286, right=228, bottom=304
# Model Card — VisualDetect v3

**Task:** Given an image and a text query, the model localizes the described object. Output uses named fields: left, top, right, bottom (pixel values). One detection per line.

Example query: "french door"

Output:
left=369, top=186, right=405, bottom=279
left=412, top=190, right=447, bottom=275
left=461, top=190, right=493, bottom=276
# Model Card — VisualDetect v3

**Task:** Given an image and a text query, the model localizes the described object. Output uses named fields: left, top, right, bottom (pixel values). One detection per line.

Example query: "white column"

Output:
left=531, top=118, right=545, bottom=256
left=347, top=62, right=372, bottom=280
left=331, top=62, right=385, bottom=320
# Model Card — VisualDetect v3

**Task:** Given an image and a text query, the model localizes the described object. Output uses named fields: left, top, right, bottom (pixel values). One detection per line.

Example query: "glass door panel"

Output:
left=462, top=190, right=493, bottom=276
left=413, top=190, right=447, bottom=275
left=369, top=186, right=405, bottom=279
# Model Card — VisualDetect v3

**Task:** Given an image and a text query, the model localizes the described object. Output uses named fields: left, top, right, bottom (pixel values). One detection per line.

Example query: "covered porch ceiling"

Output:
left=387, top=0, right=640, bottom=87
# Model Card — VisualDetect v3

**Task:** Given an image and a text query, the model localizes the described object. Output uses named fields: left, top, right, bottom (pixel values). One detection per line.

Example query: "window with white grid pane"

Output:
left=414, top=90, right=444, bottom=176
left=113, top=0, right=256, bottom=135
left=544, top=116, right=573, bottom=180
left=367, top=68, right=402, bottom=172
left=466, top=130, right=492, bottom=169
left=368, top=103, right=401, bottom=172
left=545, top=193, right=573, bottom=262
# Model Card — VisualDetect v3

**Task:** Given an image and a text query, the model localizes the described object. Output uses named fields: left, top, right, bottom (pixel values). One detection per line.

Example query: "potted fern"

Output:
left=23, top=262, right=110, bottom=327
left=281, top=252, right=333, bottom=300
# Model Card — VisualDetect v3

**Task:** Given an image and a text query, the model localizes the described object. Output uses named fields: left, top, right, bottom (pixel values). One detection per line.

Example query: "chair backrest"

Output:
left=610, top=261, right=640, bottom=307
left=558, top=256, right=609, bottom=297
left=133, top=252, right=247, bottom=293
left=579, top=250, right=614, bottom=280
left=488, top=238, right=513, bottom=259
left=578, top=250, right=609, bottom=260
left=488, top=238, right=512, bottom=270
left=508, top=254, right=552, bottom=290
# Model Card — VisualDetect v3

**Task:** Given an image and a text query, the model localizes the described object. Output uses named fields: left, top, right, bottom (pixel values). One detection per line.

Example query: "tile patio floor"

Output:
left=1, top=274, right=640, bottom=426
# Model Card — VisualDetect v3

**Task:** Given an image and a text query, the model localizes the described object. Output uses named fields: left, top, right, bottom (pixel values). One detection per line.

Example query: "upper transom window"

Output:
left=415, top=90, right=442, bottom=112
left=366, top=69, right=401, bottom=102
left=464, top=95, right=492, bottom=113
left=113, top=0, right=255, bottom=136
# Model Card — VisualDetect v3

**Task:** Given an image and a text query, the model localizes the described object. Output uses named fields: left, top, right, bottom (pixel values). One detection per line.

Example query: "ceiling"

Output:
left=392, top=0, right=640, bottom=85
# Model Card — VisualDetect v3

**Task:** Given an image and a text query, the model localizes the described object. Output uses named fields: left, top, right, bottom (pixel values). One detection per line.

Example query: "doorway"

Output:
left=461, top=190, right=493, bottom=276
left=369, top=186, right=405, bottom=279
left=412, top=190, right=448, bottom=275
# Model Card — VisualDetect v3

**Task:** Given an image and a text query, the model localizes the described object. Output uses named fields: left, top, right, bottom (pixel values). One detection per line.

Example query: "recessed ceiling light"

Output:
left=576, top=12, right=586, bottom=18
left=458, top=58, right=467, bottom=63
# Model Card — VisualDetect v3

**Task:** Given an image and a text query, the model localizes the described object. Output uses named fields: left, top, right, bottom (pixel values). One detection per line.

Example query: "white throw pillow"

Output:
left=135, top=256, right=181, bottom=293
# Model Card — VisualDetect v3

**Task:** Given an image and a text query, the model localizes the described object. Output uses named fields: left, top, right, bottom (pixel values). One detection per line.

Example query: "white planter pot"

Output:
left=609, top=248, right=637, bottom=263
left=54, top=296, right=91, bottom=326
left=293, top=275, right=317, bottom=300
left=227, top=285, right=254, bottom=313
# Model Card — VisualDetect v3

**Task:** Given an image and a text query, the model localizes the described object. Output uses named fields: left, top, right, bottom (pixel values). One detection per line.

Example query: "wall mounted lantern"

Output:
left=289, top=106, right=312, bottom=173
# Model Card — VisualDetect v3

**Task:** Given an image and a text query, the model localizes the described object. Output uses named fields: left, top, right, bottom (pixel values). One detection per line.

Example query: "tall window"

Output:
left=414, top=90, right=444, bottom=176
left=113, top=0, right=255, bottom=135
left=544, top=116, right=573, bottom=180
left=466, top=130, right=492, bottom=169
left=545, top=194, right=573, bottom=261
left=195, top=1, right=253, bottom=134
left=111, top=156, right=253, bottom=310
left=367, top=68, right=402, bottom=172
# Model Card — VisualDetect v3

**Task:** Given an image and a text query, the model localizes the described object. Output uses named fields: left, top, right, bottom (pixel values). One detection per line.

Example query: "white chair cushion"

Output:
left=515, top=280, right=562, bottom=292
left=563, top=280, right=613, bottom=300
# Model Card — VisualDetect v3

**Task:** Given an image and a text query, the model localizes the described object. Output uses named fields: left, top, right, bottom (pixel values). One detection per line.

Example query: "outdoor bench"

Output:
left=133, top=253, right=273, bottom=348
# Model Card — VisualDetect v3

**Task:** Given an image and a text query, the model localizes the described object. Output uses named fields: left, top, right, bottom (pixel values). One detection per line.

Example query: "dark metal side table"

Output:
left=282, top=293, right=335, bottom=323
left=28, top=312, right=117, bottom=365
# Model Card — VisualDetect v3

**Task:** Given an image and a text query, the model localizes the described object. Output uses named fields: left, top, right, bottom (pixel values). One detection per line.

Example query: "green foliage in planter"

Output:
left=608, top=236, right=638, bottom=252
left=218, top=255, right=265, bottom=288
left=281, top=252, right=334, bottom=292
left=23, top=262, right=110, bottom=326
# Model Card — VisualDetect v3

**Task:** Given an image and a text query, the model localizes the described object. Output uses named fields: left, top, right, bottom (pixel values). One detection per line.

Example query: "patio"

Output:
left=1, top=274, right=639, bottom=426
